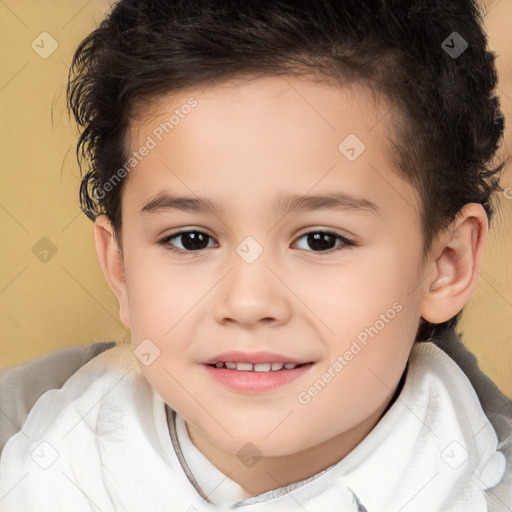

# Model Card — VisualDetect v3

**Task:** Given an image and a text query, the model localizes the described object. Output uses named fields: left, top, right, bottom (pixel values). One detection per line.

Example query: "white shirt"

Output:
left=0, top=341, right=507, bottom=511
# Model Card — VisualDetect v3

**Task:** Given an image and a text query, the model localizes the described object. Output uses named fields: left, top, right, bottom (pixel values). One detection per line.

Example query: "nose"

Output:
left=213, top=254, right=292, bottom=328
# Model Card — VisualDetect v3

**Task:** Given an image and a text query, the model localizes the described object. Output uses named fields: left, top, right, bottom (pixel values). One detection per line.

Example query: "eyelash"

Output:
left=157, top=229, right=356, bottom=256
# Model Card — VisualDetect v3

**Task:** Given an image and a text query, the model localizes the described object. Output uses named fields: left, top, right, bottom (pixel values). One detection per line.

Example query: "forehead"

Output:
left=123, top=74, right=420, bottom=225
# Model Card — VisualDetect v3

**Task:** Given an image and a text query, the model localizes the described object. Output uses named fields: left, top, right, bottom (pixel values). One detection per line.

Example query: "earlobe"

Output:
left=93, top=215, right=131, bottom=327
left=420, top=203, right=488, bottom=324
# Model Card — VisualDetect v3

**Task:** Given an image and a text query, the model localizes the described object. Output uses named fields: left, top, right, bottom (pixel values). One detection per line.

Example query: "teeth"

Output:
left=253, top=363, right=271, bottom=372
left=236, top=363, right=253, bottom=371
left=214, top=361, right=301, bottom=371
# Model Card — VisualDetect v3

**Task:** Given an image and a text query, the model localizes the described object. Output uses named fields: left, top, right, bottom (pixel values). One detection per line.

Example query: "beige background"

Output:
left=1, top=0, right=511, bottom=396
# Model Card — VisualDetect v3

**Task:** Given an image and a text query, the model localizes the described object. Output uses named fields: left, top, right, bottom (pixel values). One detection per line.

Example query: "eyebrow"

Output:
left=140, top=191, right=379, bottom=216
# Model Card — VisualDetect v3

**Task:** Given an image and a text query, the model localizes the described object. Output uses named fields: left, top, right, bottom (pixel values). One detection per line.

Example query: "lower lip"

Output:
left=203, top=363, right=313, bottom=392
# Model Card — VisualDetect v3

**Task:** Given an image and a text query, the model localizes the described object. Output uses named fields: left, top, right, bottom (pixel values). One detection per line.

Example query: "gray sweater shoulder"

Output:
left=0, top=341, right=116, bottom=455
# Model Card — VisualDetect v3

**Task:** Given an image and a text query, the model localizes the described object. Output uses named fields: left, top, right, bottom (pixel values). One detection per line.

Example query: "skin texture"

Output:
left=93, top=74, right=488, bottom=497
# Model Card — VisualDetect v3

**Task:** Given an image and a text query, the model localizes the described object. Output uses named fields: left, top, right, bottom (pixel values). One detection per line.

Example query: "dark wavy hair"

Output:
left=67, top=0, right=506, bottom=342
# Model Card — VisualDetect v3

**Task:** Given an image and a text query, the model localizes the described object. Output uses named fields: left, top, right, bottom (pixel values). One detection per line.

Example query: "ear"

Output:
left=420, top=203, right=489, bottom=324
left=93, top=215, right=131, bottom=328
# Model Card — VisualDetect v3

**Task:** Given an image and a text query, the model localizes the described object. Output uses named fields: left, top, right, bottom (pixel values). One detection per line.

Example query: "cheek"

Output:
left=296, top=310, right=416, bottom=446
left=303, top=252, right=415, bottom=335
left=123, top=250, right=209, bottom=338
left=310, top=253, right=420, bottom=387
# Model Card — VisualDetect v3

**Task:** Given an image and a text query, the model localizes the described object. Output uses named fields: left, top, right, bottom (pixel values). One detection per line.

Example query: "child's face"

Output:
left=113, top=75, right=433, bottom=457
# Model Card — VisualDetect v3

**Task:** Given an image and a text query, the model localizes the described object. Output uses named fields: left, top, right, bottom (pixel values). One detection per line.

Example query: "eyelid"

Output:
left=294, top=226, right=356, bottom=241
left=157, top=226, right=217, bottom=243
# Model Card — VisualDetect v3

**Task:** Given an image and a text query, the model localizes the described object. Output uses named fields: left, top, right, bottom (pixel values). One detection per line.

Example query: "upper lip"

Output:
left=202, top=351, right=312, bottom=365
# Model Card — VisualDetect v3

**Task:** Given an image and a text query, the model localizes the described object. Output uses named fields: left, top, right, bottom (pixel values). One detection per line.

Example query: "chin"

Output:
left=213, top=430, right=311, bottom=459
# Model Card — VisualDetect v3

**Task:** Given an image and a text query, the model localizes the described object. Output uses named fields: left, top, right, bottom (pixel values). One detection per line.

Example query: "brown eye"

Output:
left=293, top=231, right=354, bottom=254
left=160, top=230, right=217, bottom=253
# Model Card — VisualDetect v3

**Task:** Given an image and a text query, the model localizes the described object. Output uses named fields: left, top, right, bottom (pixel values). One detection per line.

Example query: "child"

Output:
left=0, top=0, right=511, bottom=510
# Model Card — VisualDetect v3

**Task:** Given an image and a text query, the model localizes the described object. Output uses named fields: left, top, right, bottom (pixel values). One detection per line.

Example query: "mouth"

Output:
left=206, top=361, right=311, bottom=372
left=201, top=351, right=315, bottom=392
